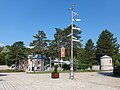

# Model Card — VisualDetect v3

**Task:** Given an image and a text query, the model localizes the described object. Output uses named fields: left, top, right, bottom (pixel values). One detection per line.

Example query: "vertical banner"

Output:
left=61, top=47, right=65, bottom=57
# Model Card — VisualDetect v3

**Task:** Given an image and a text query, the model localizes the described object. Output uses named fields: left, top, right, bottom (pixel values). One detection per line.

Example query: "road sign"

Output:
left=75, top=18, right=81, bottom=22
left=73, top=27, right=80, bottom=30
left=72, top=39, right=80, bottom=42
left=72, top=36, right=77, bottom=39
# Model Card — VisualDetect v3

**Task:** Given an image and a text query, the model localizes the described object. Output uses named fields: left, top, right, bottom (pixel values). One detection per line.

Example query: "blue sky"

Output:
left=0, top=0, right=120, bottom=47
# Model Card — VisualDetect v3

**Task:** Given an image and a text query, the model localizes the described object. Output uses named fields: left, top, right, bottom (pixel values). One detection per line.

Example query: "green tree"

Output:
left=0, top=52, right=5, bottom=65
left=5, top=41, right=27, bottom=66
left=0, top=47, right=3, bottom=52
left=76, top=48, right=85, bottom=63
left=62, top=25, right=82, bottom=60
left=0, top=46, right=10, bottom=65
left=113, top=53, right=120, bottom=66
left=0, top=47, right=4, bottom=64
left=48, top=25, right=82, bottom=60
left=84, top=39, right=96, bottom=65
left=47, top=40, right=57, bottom=59
left=96, top=29, right=119, bottom=63
left=54, top=28, right=63, bottom=58
left=30, top=30, right=49, bottom=55
left=47, top=28, right=63, bottom=59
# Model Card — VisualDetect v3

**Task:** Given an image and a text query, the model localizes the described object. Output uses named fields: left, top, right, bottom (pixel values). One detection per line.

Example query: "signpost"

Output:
left=69, top=4, right=81, bottom=79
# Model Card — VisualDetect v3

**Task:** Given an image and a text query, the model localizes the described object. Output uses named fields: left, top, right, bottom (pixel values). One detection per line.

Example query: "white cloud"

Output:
left=0, top=43, right=4, bottom=47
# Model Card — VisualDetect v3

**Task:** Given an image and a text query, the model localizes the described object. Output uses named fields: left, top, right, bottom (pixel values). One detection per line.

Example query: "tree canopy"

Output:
left=96, top=29, right=119, bottom=62
left=0, top=28, right=120, bottom=69
left=30, top=30, right=49, bottom=55
left=47, top=25, right=82, bottom=60
left=84, top=39, right=96, bottom=65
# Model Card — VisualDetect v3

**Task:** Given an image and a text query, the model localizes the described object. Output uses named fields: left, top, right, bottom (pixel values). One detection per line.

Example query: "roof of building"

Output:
left=28, top=54, right=47, bottom=59
left=34, top=54, right=47, bottom=59
left=100, top=55, right=112, bottom=59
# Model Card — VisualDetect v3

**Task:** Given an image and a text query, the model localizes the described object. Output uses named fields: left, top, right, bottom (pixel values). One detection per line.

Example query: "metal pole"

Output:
left=61, top=58, right=63, bottom=71
left=69, top=4, right=80, bottom=79
left=49, top=57, right=51, bottom=70
left=69, top=4, right=74, bottom=79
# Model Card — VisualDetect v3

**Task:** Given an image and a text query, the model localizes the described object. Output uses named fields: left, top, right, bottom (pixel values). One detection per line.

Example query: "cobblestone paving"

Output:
left=0, top=72, right=120, bottom=90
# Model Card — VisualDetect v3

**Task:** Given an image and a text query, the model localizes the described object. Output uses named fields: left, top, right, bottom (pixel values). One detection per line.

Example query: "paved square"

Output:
left=0, top=72, right=120, bottom=90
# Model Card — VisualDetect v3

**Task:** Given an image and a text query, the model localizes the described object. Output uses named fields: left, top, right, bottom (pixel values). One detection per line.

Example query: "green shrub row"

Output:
left=62, top=63, right=92, bottom=71
left=76, top=63, right=92, bottom=70
left=62, top=64, right=70, bottom=71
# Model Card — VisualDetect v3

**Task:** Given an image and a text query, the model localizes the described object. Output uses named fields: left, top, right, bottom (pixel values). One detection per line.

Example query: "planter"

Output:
left=51, top=72, right=59, bottom=79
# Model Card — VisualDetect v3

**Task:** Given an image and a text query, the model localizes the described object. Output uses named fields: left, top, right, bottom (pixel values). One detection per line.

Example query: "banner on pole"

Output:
left=61, top=47, right=65, bottom=57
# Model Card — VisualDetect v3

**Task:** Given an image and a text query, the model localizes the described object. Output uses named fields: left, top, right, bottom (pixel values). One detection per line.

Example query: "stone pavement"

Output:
left=0, top=72, right=120, bottom=90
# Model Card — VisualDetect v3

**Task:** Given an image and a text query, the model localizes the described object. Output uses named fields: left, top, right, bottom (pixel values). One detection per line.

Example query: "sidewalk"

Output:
left=0, top=72, right=120, bottom=90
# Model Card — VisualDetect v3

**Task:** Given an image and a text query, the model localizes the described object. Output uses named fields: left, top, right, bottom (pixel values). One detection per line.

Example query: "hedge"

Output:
left=113, top=66, right=120, bottom=76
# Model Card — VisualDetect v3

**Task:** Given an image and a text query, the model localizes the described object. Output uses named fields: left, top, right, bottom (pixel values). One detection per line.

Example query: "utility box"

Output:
left=100, top=55, right=113, bottom=70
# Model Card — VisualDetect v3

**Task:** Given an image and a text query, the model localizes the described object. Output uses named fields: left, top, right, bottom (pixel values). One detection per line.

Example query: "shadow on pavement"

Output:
left=0, top=74, right=7, bottom=76
left=98, top=71, right=120, bottom=78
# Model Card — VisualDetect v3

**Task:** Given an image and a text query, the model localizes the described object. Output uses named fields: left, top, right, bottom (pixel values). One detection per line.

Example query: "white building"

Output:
left=100, top=55, right=113, bottom=70
left=27, top=54, right=50, bottom=71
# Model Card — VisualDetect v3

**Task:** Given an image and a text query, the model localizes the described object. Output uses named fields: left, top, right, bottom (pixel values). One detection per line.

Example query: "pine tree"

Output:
left=84, top=39, right=96, bottom=65
left=96, top=29, right=119, bottom=63
left=30, top=30, right=49, bottom=55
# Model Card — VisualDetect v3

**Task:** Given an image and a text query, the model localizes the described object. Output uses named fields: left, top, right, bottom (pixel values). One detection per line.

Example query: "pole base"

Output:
left=69, top=71, right=74, bottom=79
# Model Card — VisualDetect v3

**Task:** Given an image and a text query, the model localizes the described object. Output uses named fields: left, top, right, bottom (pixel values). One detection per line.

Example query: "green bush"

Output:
left=73, top=60, right=92, bottom=71
left=77, top=63, right=92, bottom=70
left=113, top=66, right=120, bottom=76
left=53, top=65, right=58, bottom=73
left=62, top=64, right=70, bottom=71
